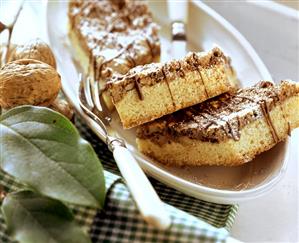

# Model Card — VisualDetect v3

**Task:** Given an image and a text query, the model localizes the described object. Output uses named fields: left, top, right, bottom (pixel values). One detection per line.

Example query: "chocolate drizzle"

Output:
left=134, top=77, right=144, bottom=100
left=176, top=61, right=185, bottom=78
left=92, top=55, right=99, bottom=82
left=259, top=100, right=279, bottom=143
left=137, top=81, right=298, bottom=143
left=126, top=50, right=136, bottom=67
left=145, top=36, right=154, bottom=58
left=192, top=53, right=209, bottom=98
left=162, top=66, right=176, bottom=109
left=287, top=122, right=291, bottom=136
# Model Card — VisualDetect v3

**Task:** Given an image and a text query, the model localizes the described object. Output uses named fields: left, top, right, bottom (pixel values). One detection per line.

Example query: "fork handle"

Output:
left=112, top=144, right=171, bottom=230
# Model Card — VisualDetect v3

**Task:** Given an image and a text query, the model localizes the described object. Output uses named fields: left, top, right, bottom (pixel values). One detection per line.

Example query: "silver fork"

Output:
left=78, top=74, right=171, bottom=230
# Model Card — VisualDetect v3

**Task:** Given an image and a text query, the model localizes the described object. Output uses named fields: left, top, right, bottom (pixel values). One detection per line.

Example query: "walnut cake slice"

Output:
left=108, top=47, right=238, bottom=129
left=136, top=80, right=299, bottom=166
left=68, top=0, right=160, bottom=109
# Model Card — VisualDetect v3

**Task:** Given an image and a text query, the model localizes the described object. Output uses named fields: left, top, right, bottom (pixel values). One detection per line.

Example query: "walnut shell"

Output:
left=0, top=59, right=61, bottom=108
left=10, top=38, right=57, bottom=68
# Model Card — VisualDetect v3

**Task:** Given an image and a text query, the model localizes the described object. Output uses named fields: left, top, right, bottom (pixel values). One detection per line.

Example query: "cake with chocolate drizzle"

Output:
left=108, top=47, right=238, bottom=129
left=68, top=0, right=160, bottom=109
left=136, top=80, right=299, bottom=166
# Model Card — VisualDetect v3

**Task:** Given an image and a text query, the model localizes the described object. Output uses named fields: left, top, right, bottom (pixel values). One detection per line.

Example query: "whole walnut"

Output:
left=10, top=38, right=57, bottom=69
left=0, top=59, right=61, bottom=108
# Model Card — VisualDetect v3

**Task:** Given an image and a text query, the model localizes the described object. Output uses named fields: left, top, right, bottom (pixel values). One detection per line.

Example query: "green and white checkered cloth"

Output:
left=0, top=118, right=238, bottom=243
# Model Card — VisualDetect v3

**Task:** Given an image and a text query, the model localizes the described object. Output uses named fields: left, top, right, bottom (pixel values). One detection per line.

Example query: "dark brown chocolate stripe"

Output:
left=145, top=36, right=154, bottom=58
left=287, top=122, right=291, bottom=136
left=126, top=48, right=136, bottom=67
left=176, top=61, right=185, bottom=78
left=134, top=77, right=144, bottom=100
left=192, top=53, right=209, bottom=98
left=162, top=66, right=176, bottom=109
left=93, top=56, right=98, bottom=82
left=259, top=100, right=279, bottom=143
left=236, top=93, right=279, bottom=143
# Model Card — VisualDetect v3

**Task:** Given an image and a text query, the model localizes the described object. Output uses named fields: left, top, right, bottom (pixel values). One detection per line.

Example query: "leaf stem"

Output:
left=4, top=1, right=24, bottom=63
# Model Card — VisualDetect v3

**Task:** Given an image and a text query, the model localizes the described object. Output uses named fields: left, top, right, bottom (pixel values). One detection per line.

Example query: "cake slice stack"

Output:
left=106, top=45, right=299, bottom=166
left=136, top=80, right=299, bottom=166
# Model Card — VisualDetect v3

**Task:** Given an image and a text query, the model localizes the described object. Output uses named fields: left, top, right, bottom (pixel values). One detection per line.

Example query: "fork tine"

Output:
left=78, top=74, right=109, bottom=136
left=84, top=76, right=94, bottom=108
left=97, top=80, right=112, bottom=124
left=90, top=77, right=103, bottom=112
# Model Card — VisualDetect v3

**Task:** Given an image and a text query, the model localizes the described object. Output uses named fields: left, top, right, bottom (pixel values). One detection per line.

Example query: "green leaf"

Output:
left=0, top=105, right=105, bottom=208
left=2, top=190, right=91, bottom=243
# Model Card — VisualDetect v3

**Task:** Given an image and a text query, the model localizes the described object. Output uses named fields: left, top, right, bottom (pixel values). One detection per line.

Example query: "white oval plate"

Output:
left=46, top=0, right=289, bottom=204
